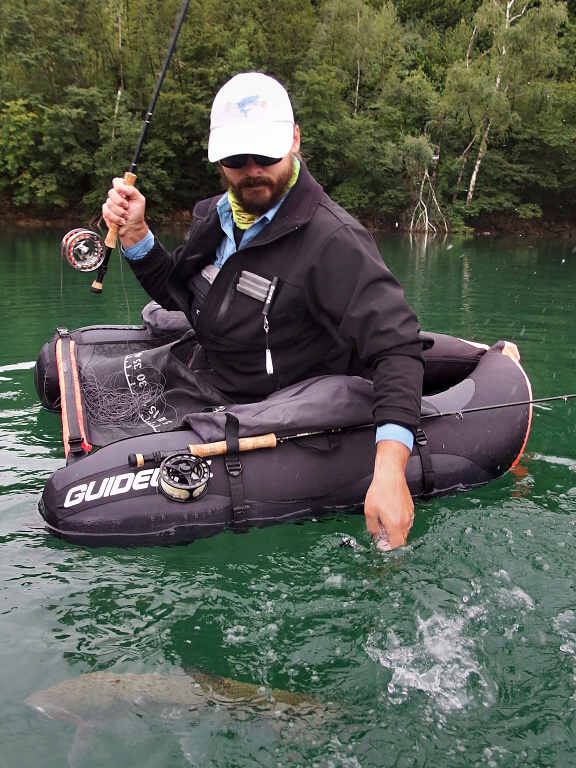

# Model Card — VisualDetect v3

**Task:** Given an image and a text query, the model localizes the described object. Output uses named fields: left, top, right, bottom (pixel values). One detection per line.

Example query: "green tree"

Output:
left=293, top=1, right=419, bottom=222
left=0, top=100, right=39, bottom=205
left=395, top=0, right=482, bottom=29
left=0, top=0, right=574, bottom=228
left=441, top=0, right=568, bottom=218
left=0, top=0, right=118, bottom=102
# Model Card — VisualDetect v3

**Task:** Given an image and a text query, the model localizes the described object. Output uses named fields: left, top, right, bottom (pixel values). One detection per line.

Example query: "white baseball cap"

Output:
left=208, top=73, right=295, bottom=163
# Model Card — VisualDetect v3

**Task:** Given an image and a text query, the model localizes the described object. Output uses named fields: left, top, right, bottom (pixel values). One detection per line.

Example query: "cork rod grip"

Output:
left=104, top=171, right=138, bottom=248
left=188, top=434, right=278, bottom=457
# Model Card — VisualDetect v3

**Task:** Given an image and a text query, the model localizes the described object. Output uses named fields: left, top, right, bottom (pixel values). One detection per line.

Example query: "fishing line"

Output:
left=59, top=247, right=66, bottom=323
left=81, top=366, right=167, bottom=428
left=110, top=1, right=124, bottom=169
left=103, top=5, right=131, bottom=321
left=59, top=228, right=106, bottom=319
left=115, top=245, right=132, bottom=325
left=60, top=226, right=133, bottom=322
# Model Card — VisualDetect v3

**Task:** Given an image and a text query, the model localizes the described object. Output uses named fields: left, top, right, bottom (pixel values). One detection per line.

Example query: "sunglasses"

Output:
left=219, top=154, right=283, bottom=169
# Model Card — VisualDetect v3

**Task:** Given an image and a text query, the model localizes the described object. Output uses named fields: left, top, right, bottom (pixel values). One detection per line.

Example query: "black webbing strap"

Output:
left=415, top=427, right=435, bottom=499
left=224, top=414, right=248, bottom=532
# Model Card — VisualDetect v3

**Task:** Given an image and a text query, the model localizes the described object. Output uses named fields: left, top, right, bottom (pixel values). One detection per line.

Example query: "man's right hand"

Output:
left=102, top=177, right=149, bottom=248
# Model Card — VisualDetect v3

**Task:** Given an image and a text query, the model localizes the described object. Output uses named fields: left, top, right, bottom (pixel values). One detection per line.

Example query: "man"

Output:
left=102, top=72, right=425, bottom=549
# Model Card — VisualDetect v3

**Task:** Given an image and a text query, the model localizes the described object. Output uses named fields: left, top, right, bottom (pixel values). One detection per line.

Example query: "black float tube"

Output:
left=91, top=0, right=191, bottom=294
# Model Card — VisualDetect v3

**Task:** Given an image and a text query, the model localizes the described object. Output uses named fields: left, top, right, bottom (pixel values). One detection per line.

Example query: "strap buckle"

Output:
left=225, top=455, right=243, bottom=477
left=67, top=434, right=86, bottom=455
left=415, top=427, right=428, bottom=446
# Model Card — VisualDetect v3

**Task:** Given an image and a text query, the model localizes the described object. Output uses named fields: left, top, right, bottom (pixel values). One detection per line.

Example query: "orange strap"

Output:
left=55, top=334, right=92, bottom=461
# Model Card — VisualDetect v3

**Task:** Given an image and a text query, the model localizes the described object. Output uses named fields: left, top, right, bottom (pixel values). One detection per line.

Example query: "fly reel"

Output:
left=158, top=453, right=211, bottom=502
left=61, top=229, right=106, bottom=272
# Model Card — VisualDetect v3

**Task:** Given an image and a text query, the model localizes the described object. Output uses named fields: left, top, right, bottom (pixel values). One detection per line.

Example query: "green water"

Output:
left=1, top=227, right=576, bottom=767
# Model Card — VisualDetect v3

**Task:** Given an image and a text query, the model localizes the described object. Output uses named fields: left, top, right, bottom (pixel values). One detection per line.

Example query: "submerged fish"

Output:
left=24, top=669, right=327, bottom=723
left=25, top=669, right=331, bottom=766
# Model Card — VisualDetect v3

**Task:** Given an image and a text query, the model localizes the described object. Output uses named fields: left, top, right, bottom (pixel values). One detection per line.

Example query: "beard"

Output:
left=219, top=160, right=294, bottom=216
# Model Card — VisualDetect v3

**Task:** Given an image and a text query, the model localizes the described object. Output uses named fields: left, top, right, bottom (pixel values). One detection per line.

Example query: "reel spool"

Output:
left=61, top=229, right=106, bottom=272
left=158, top=453, right=211, bottom=502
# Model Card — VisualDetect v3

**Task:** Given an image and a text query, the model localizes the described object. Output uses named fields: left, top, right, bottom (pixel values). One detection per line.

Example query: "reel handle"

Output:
left=128, top=450, right=171, bottom=468
left=91, top=171, right=137, bottom=293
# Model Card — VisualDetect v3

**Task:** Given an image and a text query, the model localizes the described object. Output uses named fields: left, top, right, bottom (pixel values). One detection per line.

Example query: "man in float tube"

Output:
left=102, top=72, right=425, bottom=549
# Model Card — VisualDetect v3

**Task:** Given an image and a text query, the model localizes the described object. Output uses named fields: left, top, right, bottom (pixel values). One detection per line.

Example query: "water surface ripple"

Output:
left=1, top=230, right=576, bottom=766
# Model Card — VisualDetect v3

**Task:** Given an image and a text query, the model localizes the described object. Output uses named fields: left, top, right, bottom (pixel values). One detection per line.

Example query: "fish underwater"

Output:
left=25, top=669, right=334, bottom=766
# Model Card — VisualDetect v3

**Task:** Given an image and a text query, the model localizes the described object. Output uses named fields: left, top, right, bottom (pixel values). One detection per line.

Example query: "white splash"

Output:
left=365, top=575, right=537, bottom=718
left=552, top=609, right=576, bottom=701
left=366, top=612, right=497, bottom=715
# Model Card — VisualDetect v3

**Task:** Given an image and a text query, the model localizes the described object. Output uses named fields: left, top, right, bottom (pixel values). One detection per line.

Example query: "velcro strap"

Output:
left=415, top=428, right=435, bottom=498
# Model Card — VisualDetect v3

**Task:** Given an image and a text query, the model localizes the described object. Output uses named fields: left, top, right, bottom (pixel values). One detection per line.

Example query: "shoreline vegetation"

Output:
left=1, top=1, right=575, bottom=236
left=2, top=203, right=575, bottom=240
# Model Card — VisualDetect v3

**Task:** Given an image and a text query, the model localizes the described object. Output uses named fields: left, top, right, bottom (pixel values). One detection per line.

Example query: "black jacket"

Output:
left=129, top=163, right=424, bottom=431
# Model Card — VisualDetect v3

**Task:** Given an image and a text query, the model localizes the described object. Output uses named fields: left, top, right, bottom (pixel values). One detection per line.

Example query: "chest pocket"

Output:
left=188, top=267, right=218, bottom=329
left=194, top=263, right=284, bottom=346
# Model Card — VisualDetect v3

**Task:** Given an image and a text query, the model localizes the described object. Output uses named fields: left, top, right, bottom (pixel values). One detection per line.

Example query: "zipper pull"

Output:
left=262, top=277, right=279, bottom=376
left=264, top=316, right=273, bottom=375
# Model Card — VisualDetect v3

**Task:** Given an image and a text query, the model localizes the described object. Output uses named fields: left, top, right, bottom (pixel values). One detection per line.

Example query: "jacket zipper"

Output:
left=208, top=271, right=239, bottom=337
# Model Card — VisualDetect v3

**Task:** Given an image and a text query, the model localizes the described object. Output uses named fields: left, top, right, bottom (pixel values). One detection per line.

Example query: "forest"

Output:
left=0, top=0, right=575, bottom=234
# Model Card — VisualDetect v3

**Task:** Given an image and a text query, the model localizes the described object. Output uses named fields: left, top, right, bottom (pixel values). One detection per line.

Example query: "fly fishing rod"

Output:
left=87, top=0, right=190, bottom=293
left=420, top=392, right=576, bottom=420
left=127, top=391, right=576, bottom=468
left=127, top=425, right=365, bottom=468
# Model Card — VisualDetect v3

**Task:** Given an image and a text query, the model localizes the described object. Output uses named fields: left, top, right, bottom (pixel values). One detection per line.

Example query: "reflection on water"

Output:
left=1, top=229, right=576, bottom=766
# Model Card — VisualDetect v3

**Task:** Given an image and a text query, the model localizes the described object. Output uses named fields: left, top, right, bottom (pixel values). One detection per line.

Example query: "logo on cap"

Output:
left=238, top=94, right=259, bottom=117
left=223, top=95, right=269, bottom=118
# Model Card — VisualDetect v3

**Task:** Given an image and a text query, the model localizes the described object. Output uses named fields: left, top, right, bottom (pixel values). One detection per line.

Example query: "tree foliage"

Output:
left=0, top=0, right=574, bottom=231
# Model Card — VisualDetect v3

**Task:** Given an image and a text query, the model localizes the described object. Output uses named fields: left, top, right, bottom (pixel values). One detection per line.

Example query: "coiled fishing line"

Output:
left=81, top=367, right=168, bottom=428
